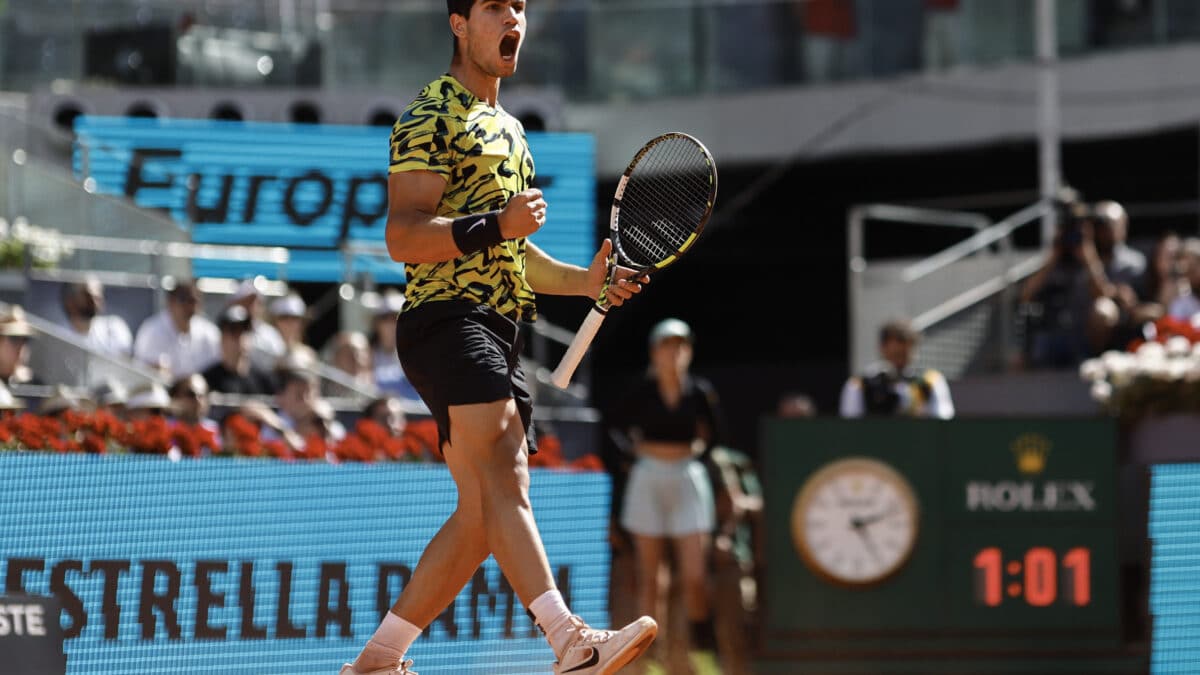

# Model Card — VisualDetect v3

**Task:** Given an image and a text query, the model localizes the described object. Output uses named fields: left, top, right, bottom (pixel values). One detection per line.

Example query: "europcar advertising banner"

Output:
left=0, top=454, right=611, bottom=674
left=73, top=116, right=596, bottom=282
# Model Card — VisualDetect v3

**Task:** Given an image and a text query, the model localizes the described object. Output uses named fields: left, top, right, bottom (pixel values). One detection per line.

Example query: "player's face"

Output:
left=463, top=0, right=526, bottom=78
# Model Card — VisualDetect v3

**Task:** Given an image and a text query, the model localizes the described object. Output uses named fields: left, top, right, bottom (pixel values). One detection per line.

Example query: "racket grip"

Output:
left=550, top=306, right=608, bottom=389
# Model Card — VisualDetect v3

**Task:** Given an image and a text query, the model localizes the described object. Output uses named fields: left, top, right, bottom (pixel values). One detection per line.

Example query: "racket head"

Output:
left=610, top=132, right=717, bottom=273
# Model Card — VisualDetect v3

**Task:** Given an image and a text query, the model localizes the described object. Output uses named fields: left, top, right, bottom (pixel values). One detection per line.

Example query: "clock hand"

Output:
left=854, top=508, right=898, bottom=529
left=852, top=524, right=883, bottom=563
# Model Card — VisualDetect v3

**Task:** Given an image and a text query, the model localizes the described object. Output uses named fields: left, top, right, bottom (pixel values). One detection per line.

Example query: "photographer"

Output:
left=839, top=318, right=954, bottom=419
left=1019, top=193, right=1147, bottom=368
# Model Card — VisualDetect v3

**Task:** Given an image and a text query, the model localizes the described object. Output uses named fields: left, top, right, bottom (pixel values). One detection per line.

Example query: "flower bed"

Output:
left=0, top=410, right=603, bottom=471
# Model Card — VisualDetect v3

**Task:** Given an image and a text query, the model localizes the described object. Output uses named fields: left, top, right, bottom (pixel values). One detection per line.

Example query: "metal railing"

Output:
left=847, top=199, right=1050, bottom=378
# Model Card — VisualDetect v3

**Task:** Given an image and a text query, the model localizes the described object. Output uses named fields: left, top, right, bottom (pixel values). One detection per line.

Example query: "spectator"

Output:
left=922, top=0, right=962, bottom=70
left=1168, top=238, right=1200, bottom=320
left=777, top=391, right=817, bottom=418
left=1142, top=231, right=1187, bottom=318
left=1019, top=196, right=1146, bottom=367
left=226, top=398, right=304, bottom=454
left=0, top=305, right=40, bottom=386
left=293, top=397, right=340, bottom=450
left=133, top=279, right=220, bottom=379
left=90, top=379, right=128, bottom=419
left=840, top=318, right=954, bottom=419
left=276, top=367, right=346, bottom=442
left=795, top=0, right=858, bottom=82
left=1088, top=200, right=1153, bottom=352
left=227, top=277, right=286, bottom=372
left=269, top=293, right=318, bottom=367
left=607, top=318, right=724, bottom=671
left=58, top=277, right=134, bottom=386
left=369, top=289, right=424, bottom=406
left=323, top=330, right=375, bottom=398
left=201, top=305, right=277, bottom=396
left=125, top=382, right=173, bottom=420
left=364, top=395, right=407, bottom=437
left=170, top=373, right=219, bottom=439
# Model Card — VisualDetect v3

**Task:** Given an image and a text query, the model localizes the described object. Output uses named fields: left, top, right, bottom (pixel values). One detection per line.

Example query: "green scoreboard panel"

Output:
left=758, top=418, right=1146, bottom=674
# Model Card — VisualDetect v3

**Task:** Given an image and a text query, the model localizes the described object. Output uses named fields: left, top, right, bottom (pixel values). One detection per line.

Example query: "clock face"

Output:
left=791, top=457, right=920, bottom=586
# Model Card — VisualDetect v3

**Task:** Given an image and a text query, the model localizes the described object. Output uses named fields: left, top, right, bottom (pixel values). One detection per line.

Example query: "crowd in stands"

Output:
left=0, top=274, right=599, bottom=469
left=1019, top=194, right=1200, bottom=371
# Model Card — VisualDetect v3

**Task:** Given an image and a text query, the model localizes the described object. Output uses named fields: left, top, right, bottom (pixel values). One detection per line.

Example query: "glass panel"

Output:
left=2, top=0, right=1200, bottom=104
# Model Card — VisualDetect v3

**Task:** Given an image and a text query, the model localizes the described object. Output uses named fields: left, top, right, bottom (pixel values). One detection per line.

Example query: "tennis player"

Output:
left=341, top=1, right=657, bottom=674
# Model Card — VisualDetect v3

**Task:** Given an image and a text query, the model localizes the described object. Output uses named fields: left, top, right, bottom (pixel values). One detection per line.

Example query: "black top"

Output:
left=201, top=362, right=277, bottom=396
left=609, top=374, right=723, bottom=446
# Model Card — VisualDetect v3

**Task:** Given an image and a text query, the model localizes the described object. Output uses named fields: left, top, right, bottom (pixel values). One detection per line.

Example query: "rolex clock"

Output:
left=790, top=456, right=919, bottom=586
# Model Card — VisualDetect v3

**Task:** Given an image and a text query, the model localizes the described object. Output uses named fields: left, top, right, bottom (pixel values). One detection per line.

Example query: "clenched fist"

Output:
left=499, top=188, right=547, bottom=239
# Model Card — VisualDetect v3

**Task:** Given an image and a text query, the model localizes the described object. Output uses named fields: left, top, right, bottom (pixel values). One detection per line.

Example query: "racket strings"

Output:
left=619, top=137, right=714, bottom=268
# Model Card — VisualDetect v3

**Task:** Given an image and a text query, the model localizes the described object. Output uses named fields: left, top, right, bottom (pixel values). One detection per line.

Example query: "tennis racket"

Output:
left=550, top=132, right=717, bottom=389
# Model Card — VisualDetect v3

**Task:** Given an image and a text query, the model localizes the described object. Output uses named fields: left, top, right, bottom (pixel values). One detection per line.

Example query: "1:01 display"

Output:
left=973, top=546, right=1091, bottom=607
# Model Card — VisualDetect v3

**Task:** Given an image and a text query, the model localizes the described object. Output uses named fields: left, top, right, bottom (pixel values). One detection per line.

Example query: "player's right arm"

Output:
left=385, top=172, right=546, bottom=264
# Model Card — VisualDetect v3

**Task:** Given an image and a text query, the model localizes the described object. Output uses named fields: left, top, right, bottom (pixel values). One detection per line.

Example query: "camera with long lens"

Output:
left=1053, top=187, right=1089, bottom=257
left=861, top=371, right=932, bottom=416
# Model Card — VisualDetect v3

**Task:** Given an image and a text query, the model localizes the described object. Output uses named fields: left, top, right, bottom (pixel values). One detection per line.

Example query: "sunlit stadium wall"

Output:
left=0, top=453, right=611, bottom=675
left=1149, top=463, right=1200, bottom=675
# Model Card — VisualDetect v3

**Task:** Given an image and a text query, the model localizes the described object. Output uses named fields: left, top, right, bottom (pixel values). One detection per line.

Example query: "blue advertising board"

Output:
left=73, top=117, right=596, bottom=283
left=0, top=454, right=611, bottom=674
left=1149, top=463, right=1200, bottom=675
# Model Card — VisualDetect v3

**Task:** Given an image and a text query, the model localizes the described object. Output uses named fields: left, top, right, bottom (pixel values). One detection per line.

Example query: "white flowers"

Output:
left=1080, top=336, right=1200, bottom=412
left=0, top=217, right=75, bottom=268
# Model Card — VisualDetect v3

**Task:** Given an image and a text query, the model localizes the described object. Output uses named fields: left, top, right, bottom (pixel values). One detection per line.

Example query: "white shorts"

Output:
left=620, top=456, right=715, bottom=538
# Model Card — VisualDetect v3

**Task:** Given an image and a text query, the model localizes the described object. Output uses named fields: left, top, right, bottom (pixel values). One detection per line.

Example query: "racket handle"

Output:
left=550, top=305, right=608, bottom=389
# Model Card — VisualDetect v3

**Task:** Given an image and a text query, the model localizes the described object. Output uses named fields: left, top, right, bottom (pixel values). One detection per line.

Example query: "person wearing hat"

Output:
left=133, top=279, right=221, bottom=379
left=839, top=317, right=954, bottom=418
left=368, top=288, right=424, bottom=406
left=0, top=305, right=41, bottom=387
left=322, top=330, right=375, bottom=399
left=91, top=378, right=129, bottom=419
left=201, top=305, right=278, bottom=396
left=227, top=276, right=286, bottom=372
left=269, top=293, right=319, bottom=368
left=169, top=373, right=220, bottom=441
left=125, top=382, right=175, bottom=420
left=606, top=317, right=725, bottom=670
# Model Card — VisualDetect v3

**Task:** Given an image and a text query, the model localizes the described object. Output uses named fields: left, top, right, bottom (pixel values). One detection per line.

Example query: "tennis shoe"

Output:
left=550, top=615, right=658, bottom=674
left=338, top=659, right=417, bottom=675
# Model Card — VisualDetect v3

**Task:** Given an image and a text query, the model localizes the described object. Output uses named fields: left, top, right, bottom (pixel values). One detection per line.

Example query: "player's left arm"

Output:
left=525, top=239, right=646, bottom=305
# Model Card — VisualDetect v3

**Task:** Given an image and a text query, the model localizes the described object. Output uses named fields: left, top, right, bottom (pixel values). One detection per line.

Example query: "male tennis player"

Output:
left=340, top=1, right=657, bottom=674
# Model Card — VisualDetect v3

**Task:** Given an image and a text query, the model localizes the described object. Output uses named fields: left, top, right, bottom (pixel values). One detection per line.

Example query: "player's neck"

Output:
left=449, top=63, right=501, bottom=107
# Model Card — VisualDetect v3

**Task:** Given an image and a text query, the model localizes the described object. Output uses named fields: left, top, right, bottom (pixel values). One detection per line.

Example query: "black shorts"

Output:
left=394, top=300, right=537, bottom=455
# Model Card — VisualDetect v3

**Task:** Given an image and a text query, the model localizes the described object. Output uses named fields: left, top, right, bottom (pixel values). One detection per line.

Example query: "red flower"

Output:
left=128, top=417, right=173, bottom=454
left=568, top=454, right=605, bottom=473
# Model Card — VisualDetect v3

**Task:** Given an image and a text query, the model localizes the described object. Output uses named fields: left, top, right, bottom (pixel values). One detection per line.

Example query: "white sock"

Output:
left=354, top=612, right=421, bottom=670
left=529, top=589, right=574, bottom=655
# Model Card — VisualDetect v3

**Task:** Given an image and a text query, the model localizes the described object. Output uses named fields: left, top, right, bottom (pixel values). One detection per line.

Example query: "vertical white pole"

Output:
left=1035, top=0, right=1060, bottom=247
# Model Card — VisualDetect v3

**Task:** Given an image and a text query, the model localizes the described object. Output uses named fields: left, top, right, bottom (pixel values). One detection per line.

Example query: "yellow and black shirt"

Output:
left=389, top=74, right=537, bottom=322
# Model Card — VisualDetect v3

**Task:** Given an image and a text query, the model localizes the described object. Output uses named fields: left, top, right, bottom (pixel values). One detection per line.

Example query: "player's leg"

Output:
left=450, top=397, right=554, bottom=601
left=347, top=437, right=489, bottom=673
left=452, top=397, right=657, bottom=673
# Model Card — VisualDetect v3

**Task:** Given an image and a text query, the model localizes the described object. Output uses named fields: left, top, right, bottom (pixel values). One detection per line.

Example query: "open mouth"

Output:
left=500, top=33, right=519, bottom=61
